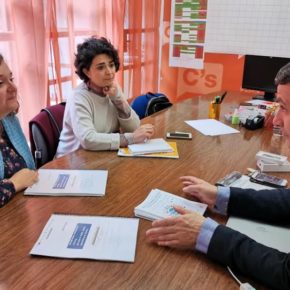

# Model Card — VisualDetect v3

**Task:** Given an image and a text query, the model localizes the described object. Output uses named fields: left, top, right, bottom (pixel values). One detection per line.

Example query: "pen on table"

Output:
left=219, top=91, right=227, bottom=103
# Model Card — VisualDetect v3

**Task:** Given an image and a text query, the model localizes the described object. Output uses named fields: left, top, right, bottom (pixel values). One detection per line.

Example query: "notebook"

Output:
left=118, top=142, right=179, bottom=159
left=128, top=138, right=173, bottom=155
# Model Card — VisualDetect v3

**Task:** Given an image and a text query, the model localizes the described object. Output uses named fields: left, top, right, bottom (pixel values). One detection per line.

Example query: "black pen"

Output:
left=219, top=91, right=227, bottom=103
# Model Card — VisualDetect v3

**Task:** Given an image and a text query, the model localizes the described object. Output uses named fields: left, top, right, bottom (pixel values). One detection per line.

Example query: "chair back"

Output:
left=29, top=102, right=66, bottom=168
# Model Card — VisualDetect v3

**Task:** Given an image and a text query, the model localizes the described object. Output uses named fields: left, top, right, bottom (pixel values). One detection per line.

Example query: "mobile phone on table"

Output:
left=166, top=132, right=192, bottom=140
left=250, top=171, right=288, bottom=188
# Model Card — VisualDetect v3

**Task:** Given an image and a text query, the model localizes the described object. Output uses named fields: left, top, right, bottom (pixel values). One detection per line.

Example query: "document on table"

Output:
left=134, top=188, right=207, bottom=221
left=128, top=138, right=174, bottom=155
left=24, top=169, right=108, bottom=196
left=30, top=214, right=139, bottom=262
left=185, top=119, right=239, bottom=136
left=118, top=142, right=179, bottom=159
left=216, top=171, right=273, bottom=190
left=225, top=175, right=272, bottom=190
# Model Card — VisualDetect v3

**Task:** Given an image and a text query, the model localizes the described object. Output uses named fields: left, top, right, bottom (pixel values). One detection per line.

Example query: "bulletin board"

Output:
left=205, top=0, right=290, bottom=58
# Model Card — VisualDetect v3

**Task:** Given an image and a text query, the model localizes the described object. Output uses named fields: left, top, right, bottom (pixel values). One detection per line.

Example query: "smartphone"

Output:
left=166, top=132, right=192, bottom=140
left=250, top=171, right=288, bottom=188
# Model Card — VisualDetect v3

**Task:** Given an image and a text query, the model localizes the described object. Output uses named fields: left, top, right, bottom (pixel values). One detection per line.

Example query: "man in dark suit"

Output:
left=146, top=62, right=290, bottom=290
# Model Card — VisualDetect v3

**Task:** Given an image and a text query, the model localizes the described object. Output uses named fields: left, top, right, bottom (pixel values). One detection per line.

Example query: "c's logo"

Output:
left=183, top=69, right=217, bottom=88
left=177, top=63, right=223, bottom=96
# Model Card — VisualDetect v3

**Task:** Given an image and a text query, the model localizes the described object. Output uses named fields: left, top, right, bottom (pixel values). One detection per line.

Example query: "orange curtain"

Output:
left=1, top=0, right=160, bottom=135
left=126, top=0, right=161, bottom=98
left=48, top=0, right=126, bottom=103
left=3, top=0, right=52, bottom=136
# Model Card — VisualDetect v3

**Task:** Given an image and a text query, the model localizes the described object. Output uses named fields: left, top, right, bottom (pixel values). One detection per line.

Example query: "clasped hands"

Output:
left=146, top=176, right=217, bottom=250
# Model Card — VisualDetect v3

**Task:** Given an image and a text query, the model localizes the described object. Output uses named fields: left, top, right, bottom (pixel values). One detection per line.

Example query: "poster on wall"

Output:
left=169, top=0, right=208, bottom=69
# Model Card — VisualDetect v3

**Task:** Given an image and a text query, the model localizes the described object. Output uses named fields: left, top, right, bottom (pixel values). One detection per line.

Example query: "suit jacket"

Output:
left=207, top=187, right=290, bottom=290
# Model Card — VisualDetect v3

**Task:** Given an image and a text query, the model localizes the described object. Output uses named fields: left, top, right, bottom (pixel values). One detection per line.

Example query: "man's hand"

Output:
left=180, top=176, right=218, bottom=209
left=146, top=206, right=206, bottom=250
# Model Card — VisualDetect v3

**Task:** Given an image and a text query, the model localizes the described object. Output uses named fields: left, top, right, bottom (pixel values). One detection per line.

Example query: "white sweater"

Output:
left=56, top=83, right=140, bottom=157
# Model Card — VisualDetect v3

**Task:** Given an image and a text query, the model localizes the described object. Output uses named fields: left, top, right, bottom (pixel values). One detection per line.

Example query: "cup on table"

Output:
left=208, top=102, right=221, bottom=120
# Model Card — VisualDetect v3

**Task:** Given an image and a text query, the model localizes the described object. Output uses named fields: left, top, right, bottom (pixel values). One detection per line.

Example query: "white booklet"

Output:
left=128, top=138, right=173, bottom=155
left=134, top=189, right=207, bottom=221
left=30, top=214, right=139, bottom=263
left=24, top=169, right=108, bottom=196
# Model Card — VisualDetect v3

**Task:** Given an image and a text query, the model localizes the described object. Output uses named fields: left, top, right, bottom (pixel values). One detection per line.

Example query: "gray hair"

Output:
left=275, top=62, right=290, bottom=85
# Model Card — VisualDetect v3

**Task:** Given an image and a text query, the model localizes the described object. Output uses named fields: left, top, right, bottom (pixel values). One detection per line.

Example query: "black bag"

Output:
left=131, top=92, right=172, bottom=119
left=145, top=93, right=172, bottom=117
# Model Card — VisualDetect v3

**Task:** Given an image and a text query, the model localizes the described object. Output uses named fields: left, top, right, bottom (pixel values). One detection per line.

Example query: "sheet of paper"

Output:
left=24, top=169, right=108, bottom=196
left=128, top=138, right=174, bottom=155
left=30, top=214, right=139, bottom=263
left=134, top=188, right=207, bottom=221
left=229, top=175, right=273, bottom=190
left=185, top=119, right=239, bottom=136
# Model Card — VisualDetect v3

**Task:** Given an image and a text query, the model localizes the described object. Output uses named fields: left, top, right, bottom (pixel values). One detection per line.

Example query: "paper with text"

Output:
left=185, top=119, right=239, bottom=136
left=134, top=189, right=207, bottom=221
left=226, top=174, right=272, bottom=190
left=24, top=169, right=108, bottom=196
left=30, top=214, right=139, bottom=262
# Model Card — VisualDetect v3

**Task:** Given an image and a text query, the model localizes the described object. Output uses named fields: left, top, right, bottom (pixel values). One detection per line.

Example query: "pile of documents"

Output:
left=134, top=188, right=207, bottom=221
left=118, top=138, right=179, bottom=159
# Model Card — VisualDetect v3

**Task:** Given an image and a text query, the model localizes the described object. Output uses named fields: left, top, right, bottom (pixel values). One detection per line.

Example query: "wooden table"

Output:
left=0, top=92, right=289, bottom=290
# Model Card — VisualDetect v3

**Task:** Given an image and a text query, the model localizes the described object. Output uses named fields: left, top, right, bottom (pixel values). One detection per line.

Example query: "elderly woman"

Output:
left=56, top=37, right=154, bottom=157
left=0, top=54, right=38, bottom=207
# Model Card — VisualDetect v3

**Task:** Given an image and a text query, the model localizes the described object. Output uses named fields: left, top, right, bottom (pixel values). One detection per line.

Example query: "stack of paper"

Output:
left=30, top=214, right=139, bottom=262
left=118, top=142, right=179, bottom=159
left=134, top=189, right=207, bottom=221
left=24, top=169, right=108, bottom=196
left=128, top=138, right=173, bottom=155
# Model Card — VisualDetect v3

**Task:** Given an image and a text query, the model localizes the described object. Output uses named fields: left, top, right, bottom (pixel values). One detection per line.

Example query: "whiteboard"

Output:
left=205, top=0, right=290, bottom=58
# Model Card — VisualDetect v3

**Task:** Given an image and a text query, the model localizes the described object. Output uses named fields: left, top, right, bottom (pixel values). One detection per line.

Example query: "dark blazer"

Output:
left=207, top=187, right=290, bottom=290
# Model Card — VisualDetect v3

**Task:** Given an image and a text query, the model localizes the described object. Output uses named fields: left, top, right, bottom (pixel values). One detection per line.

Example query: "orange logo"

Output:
left=177, top=62, right=223, bottom=96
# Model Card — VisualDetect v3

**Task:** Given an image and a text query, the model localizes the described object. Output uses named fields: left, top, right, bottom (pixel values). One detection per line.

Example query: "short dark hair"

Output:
left=74, top=37, right=120, bottom=83
left=0, top=54, right=3, bottom=64
left=275, top=62, right=290, bottom=85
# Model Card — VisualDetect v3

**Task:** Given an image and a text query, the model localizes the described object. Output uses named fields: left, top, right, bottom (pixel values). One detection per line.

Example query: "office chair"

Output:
left=29, top=102, right=66, bottom=168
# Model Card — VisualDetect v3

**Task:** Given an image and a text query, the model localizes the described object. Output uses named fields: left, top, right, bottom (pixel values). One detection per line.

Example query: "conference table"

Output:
left=0, top=92, right=289, bottom=290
